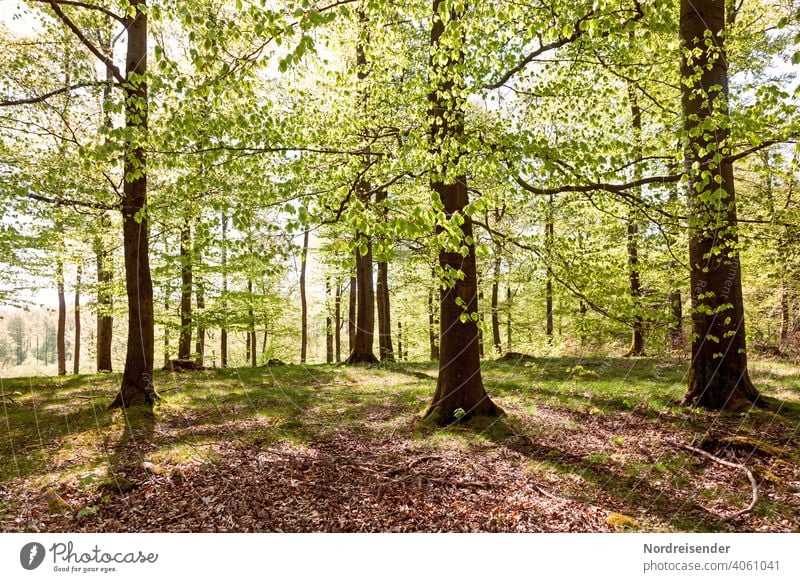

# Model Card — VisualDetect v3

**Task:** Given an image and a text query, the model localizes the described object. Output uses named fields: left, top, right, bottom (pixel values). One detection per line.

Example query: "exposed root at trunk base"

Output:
left=345, top=352, right=379, bottom=365
left=422, top=399, right=504, bottom=427
left=108, top=385, right=159, bottom=410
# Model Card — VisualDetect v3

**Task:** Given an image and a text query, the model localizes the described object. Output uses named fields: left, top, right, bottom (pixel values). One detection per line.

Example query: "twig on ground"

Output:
left=676, top=442, right=759, bottom=521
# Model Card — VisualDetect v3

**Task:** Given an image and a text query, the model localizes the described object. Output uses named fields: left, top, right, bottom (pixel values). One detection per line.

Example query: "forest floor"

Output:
left=1, top=356, right=799, bottom=532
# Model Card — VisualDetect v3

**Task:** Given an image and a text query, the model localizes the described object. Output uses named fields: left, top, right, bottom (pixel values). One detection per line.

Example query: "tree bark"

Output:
left=680, top=0, right=759, bottom=409
left=428, top=273, right=440, bottom=360
left=300, top=230, right=309, bottom=364
left=669, top=291, right=683, bottom=349
left=177, top=221, right=193, bottom=359
left=545, top=193, right=554, bottom=343
left=220, top=211, right=228, bottom=368
left=397, top=320, right=404, bottom=361
left=248, top=278, right=256, bottom=367
left=56, top=259, right=67, bottom=376
left=110, top=0, right=156, bottom=409
left=624, top=83, right=645, bottom=357
left=73, top=265, right=81, bottom=374
left=348, top=275, right=356, bottom=354
left=375, top=189, right=395, bottom=362
left=334, top=282, right=342, bottom=362
left=94, top=225, right=113, bottom=372
left=424, top=0, right=501, bottom=424
left=326, top=278, right=334, bottom=363
left=491, top=252, right=502, bottom=354
left=195, top=273, right=205, bottom=365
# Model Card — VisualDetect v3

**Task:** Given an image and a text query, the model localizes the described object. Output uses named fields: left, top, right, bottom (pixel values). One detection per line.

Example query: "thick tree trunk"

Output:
left=95, top=227, right=113, bottom=372
left=680, top=0, right=759, bottom=409
left=300, top=230, right=309, bottom=364
left=424, top=0, right=500, bottom=424
left=346, top=232, right=378, bottom=363
left=110, top=1, right=156, bottom=408
left=177, top=221, right=192, bottom=359
left=73, top=266, right=81, bottom=374
left=56, top=259, right=67, bottom=376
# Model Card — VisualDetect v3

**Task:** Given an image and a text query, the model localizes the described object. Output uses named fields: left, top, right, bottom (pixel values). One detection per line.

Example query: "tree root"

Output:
left=676, top=442, right=759, bottom=521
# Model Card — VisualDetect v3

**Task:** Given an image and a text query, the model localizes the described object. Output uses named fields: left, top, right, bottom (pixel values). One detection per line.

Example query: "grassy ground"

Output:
left=0, top=356, right=798, bottom=532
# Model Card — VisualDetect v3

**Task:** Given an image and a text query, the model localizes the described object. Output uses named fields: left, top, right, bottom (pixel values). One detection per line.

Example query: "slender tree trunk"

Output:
left=73, top=266, right=81, bottom=374
left=163, top=296, right=170, bottom=368
left=491, top=252, right=502, bottom=354
left=506, top=286, right=512, bottom=349
left=780, top=279, right=790, bottom=345
left=348, top=275, right=356, bottom=354
left=178, top=221, right=193, bottom=359
left=397, top=320, right=404, bottom=362
left=56, top=259, right=67, bottom=376
left=195, top=276, right=205, bottom=365
left=334, top=282, right=342, bottom=362
left=326, top=278, right=334, bottom=363
left=300, top=230, right=309, bottom=364
left=110, top=0, right=156, bottom=408
left=375, top=189, right=395, bottom=362
left=680, top=0, right=759, bottom=409
left=95, top=227, right=114, bottom=372
left=669, top=291, right=683, bottom=349
left=428, top=274, right=440, bottom=360
left=545, top=193, right=554, bottom=343
left=477, top=279, right=485, bottom=358
left=424, top=0, right=500, bottom=424
left=624, top=83, right=645, bottom=357
left=220, top=212, right=228, bottom=368
left=248, top=278, right=256, bottom=366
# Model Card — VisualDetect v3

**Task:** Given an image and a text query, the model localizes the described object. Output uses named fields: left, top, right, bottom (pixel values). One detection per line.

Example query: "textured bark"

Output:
left=545, top=194, right=554, bottom=343
left=56, top=259, right=67, bottom=376
left=94, top=227, right=113, bottom=372
left=491, top=253, right=502, bottom=354
left=248, top=278, right=256, bottom=367
left=110, top=0, right=156, bottom=409
left=300, top=230, right=309, bottom=364
left=680, top=0, right=759, bottom=409
left=375, top=189, right=395, bottom=362
left=424, top=0, right=500, bottom=424
left=427, top=274, right=440, bottom=360
left=624, top=83, right=645, bottom=357
left=348, top=275, right=356, bottom=354
left=220, top=212, right=228, bottom=368
left=334, top=282, right=342, bottom=362
left=195, top=275, right=205, bottom=365
left=177, top=221, right=193, bottom=359
left=73, top=266, right=81, bottom=374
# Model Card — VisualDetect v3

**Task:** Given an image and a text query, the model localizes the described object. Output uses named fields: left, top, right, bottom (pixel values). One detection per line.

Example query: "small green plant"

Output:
left=77, top=506, right=99, bottom=519
left=453, top=408, right=466, bottom=420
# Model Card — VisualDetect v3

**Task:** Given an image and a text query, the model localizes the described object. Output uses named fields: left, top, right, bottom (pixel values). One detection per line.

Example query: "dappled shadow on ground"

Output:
left=1, top=359, right=798, bottom=532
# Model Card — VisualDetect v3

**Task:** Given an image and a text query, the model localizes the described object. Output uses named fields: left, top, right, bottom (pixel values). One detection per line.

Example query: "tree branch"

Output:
left=0, top=81, right=110, bottom=107
left=31, top=0, right=126, bottom=24
left=26, top=192, right=117, bottom=212
left=45, top=0, right=125, bottom=84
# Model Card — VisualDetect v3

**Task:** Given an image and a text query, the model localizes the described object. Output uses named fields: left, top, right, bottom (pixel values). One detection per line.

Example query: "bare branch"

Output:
left=0, top=81, right=110, bottom=108
left=45, top=0, right=125, bottom=84
left=31, top=0, right=126, bottom=24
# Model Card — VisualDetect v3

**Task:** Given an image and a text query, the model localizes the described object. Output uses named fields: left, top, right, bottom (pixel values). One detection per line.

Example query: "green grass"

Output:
left=1, top=356, right=799, bottom=531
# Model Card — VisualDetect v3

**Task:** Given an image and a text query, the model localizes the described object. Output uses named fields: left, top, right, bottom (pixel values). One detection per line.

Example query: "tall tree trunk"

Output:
left=348, top=275, right=356, bottom=354
left=624, top=83, right=645, bottom=357
left=195, top=275, right=205, bottom=365
left=300, top=230, right=309, bottom=364
left=669, top=291, right=683, bottom=349
left=491, top=252, right=502, bottom=354
left=94, top=225, right=114, bottom=372
left=56, top=259, right=67, bottom=376
left=477, top=279, right=485, bottom=358
left=220, top=212, right=228, bottom=368
left=163, top=295, right=170, bottom=368
left=424, top=0, right=501, bottom=424
left=397, top=320, right=404, bottom=362
left=545, top=193, right=554, bottom=343
left=334, top=282, right=342, bottom=362
left=73, top=266, right=81, bottom=374
left=680, top=0, right=759, bottom=409
left=780, top=279, right=790, bottom=345
left=428, top=273, right=440, bottom=360
left=111, top=0, right=156, bottom=408
left=346, top=13, right=378, bottom=365
left=178, top=221, right=193, bottom=359
left=247, top=278, right=256, bottom=366
left=325, top=278, right=334, bottom=363
left=375, top=189, right=395, bottom=362
left=506, top=286, right=512, bottom=349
